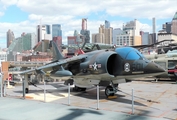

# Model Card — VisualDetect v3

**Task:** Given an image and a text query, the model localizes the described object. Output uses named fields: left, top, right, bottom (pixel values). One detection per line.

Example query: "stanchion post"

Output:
left=4, top=82, right=6, bottom=97
left=132, top=88, right=134, bottom=114
left=97, top=85, right=99, bottom=110
left=44, top=81, right=46, bottom=102
left=68, top=83, right=70, bottom=105
left=0, top=73, right=2, bottom=97
left=22, top=79, right=25, bottom=99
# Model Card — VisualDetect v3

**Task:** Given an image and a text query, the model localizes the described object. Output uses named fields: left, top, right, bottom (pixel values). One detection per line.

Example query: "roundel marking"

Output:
left=124, top=63, right=130, bottom=72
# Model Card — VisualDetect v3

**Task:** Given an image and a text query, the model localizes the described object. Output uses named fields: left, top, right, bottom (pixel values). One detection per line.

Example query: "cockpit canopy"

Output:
left=115, top=47, right=146, bottom=60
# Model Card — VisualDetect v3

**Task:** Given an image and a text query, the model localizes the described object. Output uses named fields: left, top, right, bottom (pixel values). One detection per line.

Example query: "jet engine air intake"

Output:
left=107, top=53, right=122, bottom=76
left=89, top=51, right=121, bottom=76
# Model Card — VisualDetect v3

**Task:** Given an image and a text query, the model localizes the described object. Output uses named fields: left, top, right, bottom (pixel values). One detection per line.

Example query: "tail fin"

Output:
left=52, top=41, right=65, bottom=61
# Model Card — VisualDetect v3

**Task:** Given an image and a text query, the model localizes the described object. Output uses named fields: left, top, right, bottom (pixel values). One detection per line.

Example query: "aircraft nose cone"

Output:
left=144, top=62, right=166, bottom=73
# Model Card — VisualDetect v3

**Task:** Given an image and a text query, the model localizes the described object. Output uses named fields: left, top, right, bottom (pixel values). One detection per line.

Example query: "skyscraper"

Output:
left=113, top=28, right=122, bottom=45
left=7, top=33, right=36, bottom=61
left=80, top=18, right=90, bottom=43
left=52, top=24, right=62, bottom=51
left=52, top=24, right=62, bottom=38
left=157, top=12, right=177, bottom=43
left=152, top=17, right=156, bottom=43
left=171, top=11, right=177, bottom=35
left=46, top=25, right=51, bottom=34
left=99, top=25, right=113, bottom=44
left=140, top=31, right=150, bottom=45
left=116, top=19, right=141, bottom=46
left=74, top=30, right=82, bottom=43
left=36, top=24, right=51, bottom=42
left=82, top=18, right=87, bottom=30
left=7, top=29, right=15, bottom=48
left=67, top=36, right=77, bottom=53
left=92, top=33, right=104, bottom=43
left=105, top=20, right=110, bottom=28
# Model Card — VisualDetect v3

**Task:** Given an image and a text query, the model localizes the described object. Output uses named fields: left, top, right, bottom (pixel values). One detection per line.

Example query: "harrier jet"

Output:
left=21, top=42, right=165, bottom=97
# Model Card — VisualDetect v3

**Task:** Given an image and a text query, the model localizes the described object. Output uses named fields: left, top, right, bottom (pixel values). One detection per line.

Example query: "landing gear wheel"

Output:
left=73, top=86, right=86, bottom=92
left=25, top=88, right=29, bottom=93
left=105, top=85, right=114, bottom=97
left=73, top=86, right=79, bottom=91
left=80, top=88, right=86, bottom=91
left=113, top=84, right=118, bottom=88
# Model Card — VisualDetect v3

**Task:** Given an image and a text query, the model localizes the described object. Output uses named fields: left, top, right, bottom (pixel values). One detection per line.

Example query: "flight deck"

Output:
left=1, top=80, right=176, bottom=120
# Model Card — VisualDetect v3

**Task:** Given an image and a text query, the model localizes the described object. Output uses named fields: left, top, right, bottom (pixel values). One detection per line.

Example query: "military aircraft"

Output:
left=21, top=42, right=165, bottom=97
left=144, top=50, right=177, bottom=81
left=153, top=57, right=177, bottom=81
left=139, top=39, right=177, bottom=81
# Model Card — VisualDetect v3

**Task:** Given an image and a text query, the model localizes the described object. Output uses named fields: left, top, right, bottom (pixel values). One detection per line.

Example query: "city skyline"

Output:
left=0, top=0, right=177, bottom=48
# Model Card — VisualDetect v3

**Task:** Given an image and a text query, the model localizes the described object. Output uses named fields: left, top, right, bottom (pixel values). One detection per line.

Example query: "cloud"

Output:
left=0, top=12, right=4, bottom=16
left=0, top=0, right=176, bottom=48
left=0, top=0, right=18, bottom=6
left=16, top=0, right=101, bottom=16
left=139, top=23, right=152, bottom=32
left=14, top=0, right=177, bottom=19
left=105, top=0, right=177, bottom=19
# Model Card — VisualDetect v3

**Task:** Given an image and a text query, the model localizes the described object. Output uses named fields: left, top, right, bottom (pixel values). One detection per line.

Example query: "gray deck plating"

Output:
left=1, top=81, right=177, bottom=120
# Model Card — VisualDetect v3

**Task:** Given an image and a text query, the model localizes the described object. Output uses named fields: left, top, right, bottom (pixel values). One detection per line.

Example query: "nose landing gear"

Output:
left=105, top=85, right=114, bottom=97
left=105, top=82, right=119, bottom=97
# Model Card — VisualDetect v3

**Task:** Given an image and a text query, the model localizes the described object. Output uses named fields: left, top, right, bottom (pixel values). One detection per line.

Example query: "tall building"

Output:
left=80, top=18, right=90, bottom=43
left=0, top=51, right=7, bottom=62
left=158, top=33, right=177, bottom=43
left=92, top=20, right=112, bottom=44
left=152, top=17, right=156, bottom=43
left=92, top=33, right=104, bottom=43
left=74, top=30, right=82, bottom=43
left=158, top=12, right=177, bottom=43
left=7, top=29, right=15, bottom=48
left=7, top=33, right=36, bottom=61
left=140, top=31, right=150, bottom=45
left=46, top=25, right=51, bottom=34
left=67, top=36, right=77, bottom=53
left=36, top=24, right=51, bottom=42
left=8, top=33, right=36, bottom=52
left=52, top=24, right=62, bottom=50
left=113, top=28, right=122, bottom=45
left=162, top=22, right=172, bottom=33
left=105, top=20, right=110, bottom=28
left=99, top=25, right=113, bottom=44
left=21, top=33, right=37, bottom=51
left=152, top=17, right=156, bottom=34
left=171, top=11, right=177, bottom=35
left=116, top=19, right=141, bottom=46
left=52, top=24, right=62, bottom=38
left=82, top=18, right=87, bottom=30
left=116, top=31, right=133, bottom=46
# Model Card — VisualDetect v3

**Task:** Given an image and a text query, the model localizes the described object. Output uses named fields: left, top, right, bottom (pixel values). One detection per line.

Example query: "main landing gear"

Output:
left=73, top=85, right=87, bottom=92
left=105, top=82, right=118, bottom=97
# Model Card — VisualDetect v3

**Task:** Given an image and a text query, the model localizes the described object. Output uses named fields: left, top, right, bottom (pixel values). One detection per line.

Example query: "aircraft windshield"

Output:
left=115, top=47, right=146, bottom=60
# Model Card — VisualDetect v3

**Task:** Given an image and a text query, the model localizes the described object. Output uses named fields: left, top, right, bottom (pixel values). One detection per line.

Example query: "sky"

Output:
left=0, top=0, right=177, bottom=49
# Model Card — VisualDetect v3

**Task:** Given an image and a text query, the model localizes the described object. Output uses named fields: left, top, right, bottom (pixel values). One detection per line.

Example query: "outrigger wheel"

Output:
left=105, top=85, right=114, bottom=97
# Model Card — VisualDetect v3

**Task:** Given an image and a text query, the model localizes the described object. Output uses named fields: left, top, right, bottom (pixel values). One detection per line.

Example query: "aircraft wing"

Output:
left=20, top=55, right=87, bottom=75
left=131, top=39, right=175, bottom=49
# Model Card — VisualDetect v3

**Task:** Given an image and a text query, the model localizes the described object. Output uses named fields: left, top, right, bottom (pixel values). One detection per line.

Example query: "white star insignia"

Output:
left=92, top=62, right=98, bottom=70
